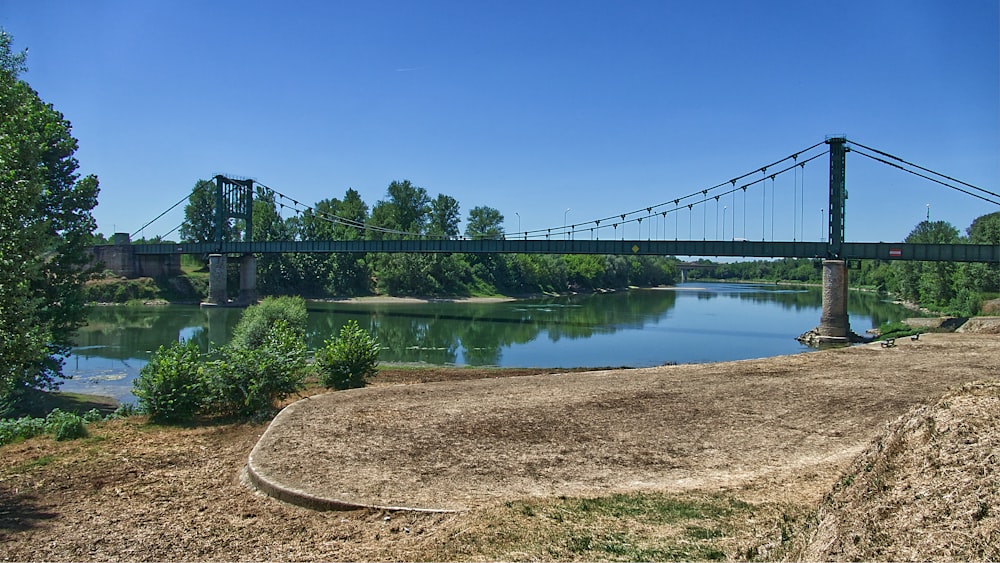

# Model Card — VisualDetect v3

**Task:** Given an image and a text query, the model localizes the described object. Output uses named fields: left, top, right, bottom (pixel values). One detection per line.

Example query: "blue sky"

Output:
left=3, top=0, right=998, bottom=244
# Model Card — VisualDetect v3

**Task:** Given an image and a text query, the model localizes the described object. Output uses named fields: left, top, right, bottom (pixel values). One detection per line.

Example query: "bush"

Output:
left=876, top=321, right=923, bottom=341
left=133, top=340, right=207, bottom=423
left=44, top=408, right=87, bottom=441
left=229, top=296, right=307, bottom=350
left=316, top=320, right=380, bottom=390
left=211, top=320, right=307, bottom=420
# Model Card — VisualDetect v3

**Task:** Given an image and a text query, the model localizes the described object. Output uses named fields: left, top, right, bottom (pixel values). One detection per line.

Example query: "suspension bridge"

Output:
left=93, top=136, right=1000, bottom=342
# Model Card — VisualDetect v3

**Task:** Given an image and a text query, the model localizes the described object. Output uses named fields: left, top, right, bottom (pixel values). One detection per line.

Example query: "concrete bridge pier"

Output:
left=817, top=259, right=851, bottom=342
left=207, top=253, right=258, bottom=306
left=238, top=254, right=257, bottom=305
left=208, top=254, right=228, bottom=305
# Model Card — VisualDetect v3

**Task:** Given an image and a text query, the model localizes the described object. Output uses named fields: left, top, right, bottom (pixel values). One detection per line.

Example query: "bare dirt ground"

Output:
left=1, top=333, right=997, bottom=561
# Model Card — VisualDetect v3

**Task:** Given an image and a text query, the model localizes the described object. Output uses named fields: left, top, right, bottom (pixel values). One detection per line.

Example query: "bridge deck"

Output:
left=127, top=239, right=999, bottom=262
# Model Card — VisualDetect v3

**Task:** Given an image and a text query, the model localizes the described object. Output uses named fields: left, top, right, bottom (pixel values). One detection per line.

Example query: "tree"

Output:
left=369, top=180, right=430, bottom=237
left=252, top=187, right=297, bottom=294
left=964, top=211, right=1000, bottom=293
left=894, top=220, right=960, bottom=307
left=465, top=206, right=505, bottom=239
left=0, top=31, right=100, bottom=405
left=336, top=188, right=369, bottom=239
left=179, top=180, right=214, bottom=243
left=429, top=194, right=461, bottom=238
left=292, top=189, right=371, bottom=296
left=968, top=211, right=1000, bottom=245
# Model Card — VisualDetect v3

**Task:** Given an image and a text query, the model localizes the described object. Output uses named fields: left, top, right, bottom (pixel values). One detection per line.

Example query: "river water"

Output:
left=63, top=282, right=916, bottom=404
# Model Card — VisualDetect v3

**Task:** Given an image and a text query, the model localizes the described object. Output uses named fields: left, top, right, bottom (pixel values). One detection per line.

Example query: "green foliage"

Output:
left=179, top=179, right=235, bottom=244
left=0, top=408, right=87, bottom=445
left=369, top=179, right=431, bottom=237
left=429, top=194, right=461, bottom=238
left=211, top=320, right=307, bottom=419
left=876, top=321, right=923, bottom=341
left=44, top=408, right=88, bottom=441
left=316, top=320, right=380, bottom=390
left=125, top=298, right=311, bottom=422
left=0, top=29, right=28, bottom=76
left=0, top=30, right=100, bottom=407
left=0, top=415, right=46, bottom=445
left=0, top=404, right=139, bottom=446
left=709, top=258, right=822, bottom=283
left=166, top=176, right=691, bottom=299
left=83, top=275, right=161, bottom=303
left=465, top=206, right=505, bottom=239
left=133, top=340, right=207, bottom=423
left=252, top=187, right=299, bottom=296
left=229, top=296, right=307, bottom=349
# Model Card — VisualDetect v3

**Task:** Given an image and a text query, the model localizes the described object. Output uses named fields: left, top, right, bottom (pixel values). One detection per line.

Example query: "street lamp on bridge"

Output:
left=564, top=208, right=571, bottom=239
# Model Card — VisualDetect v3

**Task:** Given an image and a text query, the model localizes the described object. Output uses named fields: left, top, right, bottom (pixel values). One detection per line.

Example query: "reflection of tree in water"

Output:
left=533, top=290, right=679, bottom=341
left=74, top=306, right=212, bottom=361
left=73, top=287, right=915, bottom=369
left=723, top=284, right=915, bottom=327
left=373, top=315, right=459, bottom=365
left=305, top=292, right=680, bottom=367
left=377, top=291, right=676, bottom=365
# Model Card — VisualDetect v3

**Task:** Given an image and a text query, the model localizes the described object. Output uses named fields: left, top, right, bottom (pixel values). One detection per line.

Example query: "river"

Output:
left=63, top=282, right=917, bottom=404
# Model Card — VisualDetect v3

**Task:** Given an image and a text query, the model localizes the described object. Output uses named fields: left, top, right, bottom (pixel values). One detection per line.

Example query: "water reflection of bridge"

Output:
left=676, top=262, right=715, bottom=283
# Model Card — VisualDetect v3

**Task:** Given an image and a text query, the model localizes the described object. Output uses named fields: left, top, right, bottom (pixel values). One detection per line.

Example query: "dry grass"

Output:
left=790, top=380, right=1000, bottom=561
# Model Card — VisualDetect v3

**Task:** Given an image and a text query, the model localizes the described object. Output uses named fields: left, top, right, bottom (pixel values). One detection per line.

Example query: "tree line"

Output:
left=178, top=179, right=681, bottom=297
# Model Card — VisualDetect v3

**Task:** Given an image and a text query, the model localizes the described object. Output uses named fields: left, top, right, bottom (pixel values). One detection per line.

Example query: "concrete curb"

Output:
left=244, top=397, right=458, bottom=514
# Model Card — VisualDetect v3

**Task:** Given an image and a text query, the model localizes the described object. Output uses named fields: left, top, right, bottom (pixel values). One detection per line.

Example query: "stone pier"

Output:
left=208, top=254, right=228, bottom=305
left=207, top=253, right=258, bottom=306
left=817, top=259, right=851, bottom=342
left=238, top=254, right=257, bottom=305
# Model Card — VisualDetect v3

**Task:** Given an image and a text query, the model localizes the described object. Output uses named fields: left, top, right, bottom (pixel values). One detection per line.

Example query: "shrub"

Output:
left=133, top=340, right=207, bottom=423
left=210, top=320, right=307, bottom=420
left=229, top=296, right=307, bottom=350
left=44, top=408, right=88, bottom=441
left=316, top=320, right=380, bottom=390
left=109, top=402, right=139, bottom=419
left=876, top=321, right=923, bottom=341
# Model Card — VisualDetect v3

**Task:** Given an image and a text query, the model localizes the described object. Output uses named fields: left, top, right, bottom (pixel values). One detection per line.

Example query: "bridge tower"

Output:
left=207, top=175, right=257, bottom=306
left=817, top=136, right=851, bottom=342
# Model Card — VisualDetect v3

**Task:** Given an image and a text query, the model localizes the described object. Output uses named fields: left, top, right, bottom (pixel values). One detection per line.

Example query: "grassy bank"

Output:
left=84, top=260, right=209, bottom=304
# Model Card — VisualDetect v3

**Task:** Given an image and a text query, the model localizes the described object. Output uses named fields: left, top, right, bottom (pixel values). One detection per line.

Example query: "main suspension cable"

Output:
left=131, top=191, right=192, bottom=238
left=850, top=140, right=1000, bottom=200
left=851, top=148, right=1000, bottom=207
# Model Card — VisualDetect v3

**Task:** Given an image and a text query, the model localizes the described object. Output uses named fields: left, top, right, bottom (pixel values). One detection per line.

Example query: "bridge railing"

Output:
left=127, top=239, right=999, bottom=262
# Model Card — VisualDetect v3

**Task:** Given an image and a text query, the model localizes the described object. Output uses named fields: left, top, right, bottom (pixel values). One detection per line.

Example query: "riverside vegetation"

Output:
left=0, top=296, right=377, bottom=443
left=134, top=296, right=379, bottom=423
